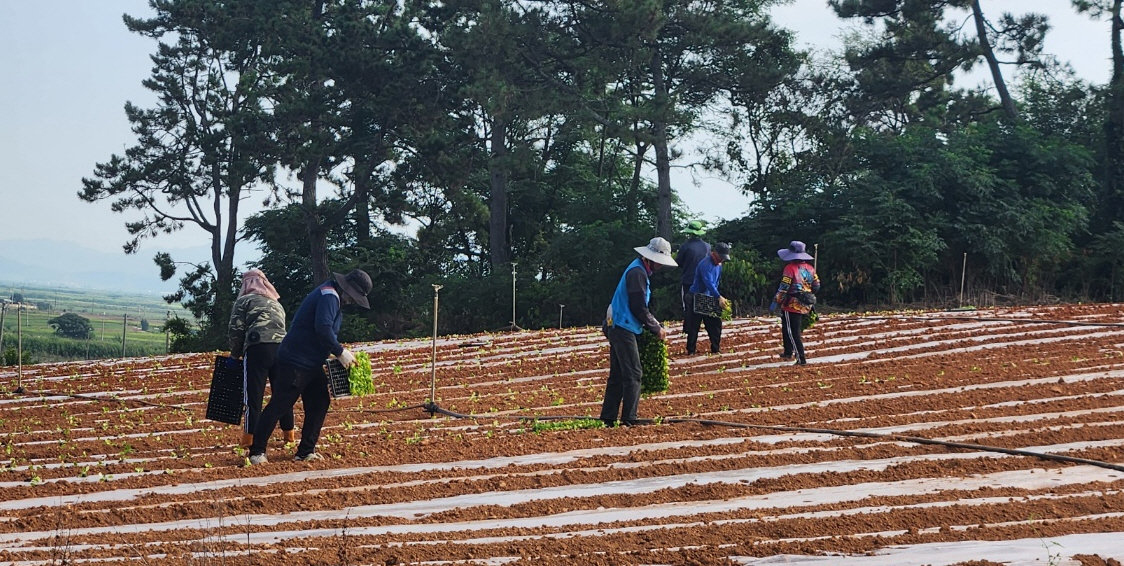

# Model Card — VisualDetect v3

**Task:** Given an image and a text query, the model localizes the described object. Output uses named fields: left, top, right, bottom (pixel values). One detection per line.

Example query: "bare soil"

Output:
left=1, top=304, right=1123, bottom=565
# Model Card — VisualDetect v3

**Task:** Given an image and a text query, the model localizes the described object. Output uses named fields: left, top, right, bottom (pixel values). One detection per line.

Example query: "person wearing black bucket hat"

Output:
left=248, top=269, right=372, bottom=465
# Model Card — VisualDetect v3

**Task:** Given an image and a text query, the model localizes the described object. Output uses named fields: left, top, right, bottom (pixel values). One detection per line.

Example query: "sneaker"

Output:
left=779, top=354, right=794, bottom=361
left=293, top=452, right=323, bottom=462
left=793, top=359, right=807, bottom=366
left=248, top=453, right=268, bottom=466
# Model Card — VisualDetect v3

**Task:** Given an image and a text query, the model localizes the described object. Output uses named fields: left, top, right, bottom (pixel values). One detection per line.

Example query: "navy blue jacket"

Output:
left=277, top=282, right=344, bottom=370
left=676, top=237, right=710, bottom=286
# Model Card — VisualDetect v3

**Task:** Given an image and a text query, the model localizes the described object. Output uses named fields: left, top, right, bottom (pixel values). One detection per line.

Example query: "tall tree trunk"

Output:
left=970, top=0, right=1018, bottom=122
left=628, top=141, right=648, bottom=223
left=1105, top=0, right=1124, bottom=225
left=354, top=159, right=372, bottom=243
left=489, top=115, right=510, bottom=268
left=650, top=47, right=672, bottom=240
left=302, top=163, right=331, bottom=284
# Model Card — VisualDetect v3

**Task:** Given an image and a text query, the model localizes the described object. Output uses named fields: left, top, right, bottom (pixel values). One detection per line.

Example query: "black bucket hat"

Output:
left=332, top=269, right=373, bottom=309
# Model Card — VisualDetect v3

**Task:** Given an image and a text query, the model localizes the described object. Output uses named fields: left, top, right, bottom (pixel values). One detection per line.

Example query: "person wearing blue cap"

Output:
left=685, top=242, right=730, bottom=354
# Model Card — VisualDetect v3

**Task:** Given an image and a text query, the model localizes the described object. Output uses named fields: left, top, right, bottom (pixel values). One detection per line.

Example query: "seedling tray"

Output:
left=325, top=358, right=351, bottom=398
left=205, top=355, right=243, bottom=425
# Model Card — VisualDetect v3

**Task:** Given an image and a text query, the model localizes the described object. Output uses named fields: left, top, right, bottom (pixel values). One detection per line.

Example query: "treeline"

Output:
left=80, top=1, right=1124, bottom=350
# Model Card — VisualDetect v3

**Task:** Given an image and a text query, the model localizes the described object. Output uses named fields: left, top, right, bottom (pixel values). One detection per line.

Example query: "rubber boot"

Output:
left=282, top=429, right=297, bottom=444
left=239, top=433, right=254, bottom=450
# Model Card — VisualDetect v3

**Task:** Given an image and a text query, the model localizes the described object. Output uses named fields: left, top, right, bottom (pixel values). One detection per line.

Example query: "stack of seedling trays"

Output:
left=206, top=355, right=243, bottom=424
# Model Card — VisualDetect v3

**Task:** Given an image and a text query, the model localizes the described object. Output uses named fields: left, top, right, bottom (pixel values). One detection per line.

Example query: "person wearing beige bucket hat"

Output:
left=599, top=237, right=677, bottom=427
left=248, top=269, right=373, bottom=464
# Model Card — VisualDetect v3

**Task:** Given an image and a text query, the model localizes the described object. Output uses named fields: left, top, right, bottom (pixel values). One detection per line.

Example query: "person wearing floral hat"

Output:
left=600, top=237, right=677, bottom=427
left=770, top=241, right=820, bottom=365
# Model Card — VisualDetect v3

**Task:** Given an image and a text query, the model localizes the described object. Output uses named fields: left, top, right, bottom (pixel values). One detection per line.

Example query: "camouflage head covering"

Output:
left=239, top=268, right=280, bottom=301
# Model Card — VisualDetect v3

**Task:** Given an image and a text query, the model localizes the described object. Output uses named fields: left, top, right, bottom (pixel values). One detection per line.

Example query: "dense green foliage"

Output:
left=76, top=1, right=1124, bottom=351
left=47, top=313, right=94, bottom=340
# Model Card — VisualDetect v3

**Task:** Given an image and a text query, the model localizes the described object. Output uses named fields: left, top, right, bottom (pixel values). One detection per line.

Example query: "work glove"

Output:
left=338, top=348, right=357, bottom=369
left=768, top=301, right=778, bottom=315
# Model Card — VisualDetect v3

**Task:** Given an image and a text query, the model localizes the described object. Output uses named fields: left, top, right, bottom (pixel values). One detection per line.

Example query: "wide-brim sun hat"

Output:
left=683, top=220, right=707, bottom=236
left=635, top=237, right=678, bottom=267
left=332, top=269, right=373, bottom=309
left=777, top=240, right=814, bottom=262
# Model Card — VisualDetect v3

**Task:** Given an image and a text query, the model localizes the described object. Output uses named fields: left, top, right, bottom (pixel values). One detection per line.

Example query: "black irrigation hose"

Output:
left=423, top=403, right=1124, bottom=473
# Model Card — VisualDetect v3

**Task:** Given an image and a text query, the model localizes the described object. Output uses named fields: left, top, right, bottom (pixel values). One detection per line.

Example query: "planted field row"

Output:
left=1, top=304, right=1122, bottom=565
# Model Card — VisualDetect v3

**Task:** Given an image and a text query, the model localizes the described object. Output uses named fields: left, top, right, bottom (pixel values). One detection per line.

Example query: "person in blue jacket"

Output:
left=685, top=242, right=730, bottom=354
left=248, top=269, right=372, bottom=464
left=600, top=237, right=677, bottom=427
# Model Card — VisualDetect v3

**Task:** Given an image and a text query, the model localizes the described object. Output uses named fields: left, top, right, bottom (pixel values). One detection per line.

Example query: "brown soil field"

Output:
left=2, top=304, right=1124, bottom=565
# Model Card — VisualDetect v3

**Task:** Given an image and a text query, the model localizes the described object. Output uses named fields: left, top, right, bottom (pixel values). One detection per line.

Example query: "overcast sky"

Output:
left=0, top=0, right=1112, bottom=259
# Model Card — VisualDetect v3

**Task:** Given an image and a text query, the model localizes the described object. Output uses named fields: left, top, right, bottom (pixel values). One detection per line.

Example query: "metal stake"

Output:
left=427, top=284, right=443, bottom=414
left=0, top=302, right=6, bottom=359
left=558, top=304, right=564, bottom=329
left=15, top=305, right=24, bottom=394
left=510, top=262, right=520, bottom=331
left=959, top=252, right=968, bottom=308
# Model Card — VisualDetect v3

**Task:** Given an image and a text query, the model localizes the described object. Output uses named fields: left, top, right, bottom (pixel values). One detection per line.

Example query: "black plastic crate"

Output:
left=205, top=355, right=244, bottom=425
left=692, top=293, right=721, bottom=318
left=324, top=358, right=351, bottom=398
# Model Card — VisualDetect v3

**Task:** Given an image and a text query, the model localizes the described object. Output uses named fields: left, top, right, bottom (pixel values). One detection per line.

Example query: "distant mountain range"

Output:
left=0, top=239, right=215, bottom=294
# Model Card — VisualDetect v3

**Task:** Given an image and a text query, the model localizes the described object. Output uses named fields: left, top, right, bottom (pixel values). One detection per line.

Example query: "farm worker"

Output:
left=248, top=269, right=372, bottom=465
left=769, top=241, right=820, bottom=366
left=676, top=220, right=711, bottom=329
left=600, top=237, right=677, bottom=427
left=685, top=242, right=731, bottom=355
left=228, top=269, right=294, bottom=450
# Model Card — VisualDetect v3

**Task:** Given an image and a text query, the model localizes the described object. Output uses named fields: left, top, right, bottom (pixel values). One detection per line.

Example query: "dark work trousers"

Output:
left=683, top=294, right=722, bottom=354
left=600, top=325, right=642, bottom=425
left=250, top=363, right=331, bottom=458
left=241, top=343, right=294, bottom=436
left=680, top=284, right=693, bottom=333
left=780, top=310, right=807, bottom=362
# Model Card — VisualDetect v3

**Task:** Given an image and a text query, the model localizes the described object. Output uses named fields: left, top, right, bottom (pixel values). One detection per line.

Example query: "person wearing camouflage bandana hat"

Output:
left=229, top=269, right=295, bottom=450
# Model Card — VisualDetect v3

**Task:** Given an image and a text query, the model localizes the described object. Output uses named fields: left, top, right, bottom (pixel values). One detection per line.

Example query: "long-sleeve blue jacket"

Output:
left=689, top=256, right=722, bottom=298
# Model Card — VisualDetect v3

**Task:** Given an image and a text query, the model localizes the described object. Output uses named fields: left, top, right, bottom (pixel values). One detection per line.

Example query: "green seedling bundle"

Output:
left=638, top=330, right=669, bottom=395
